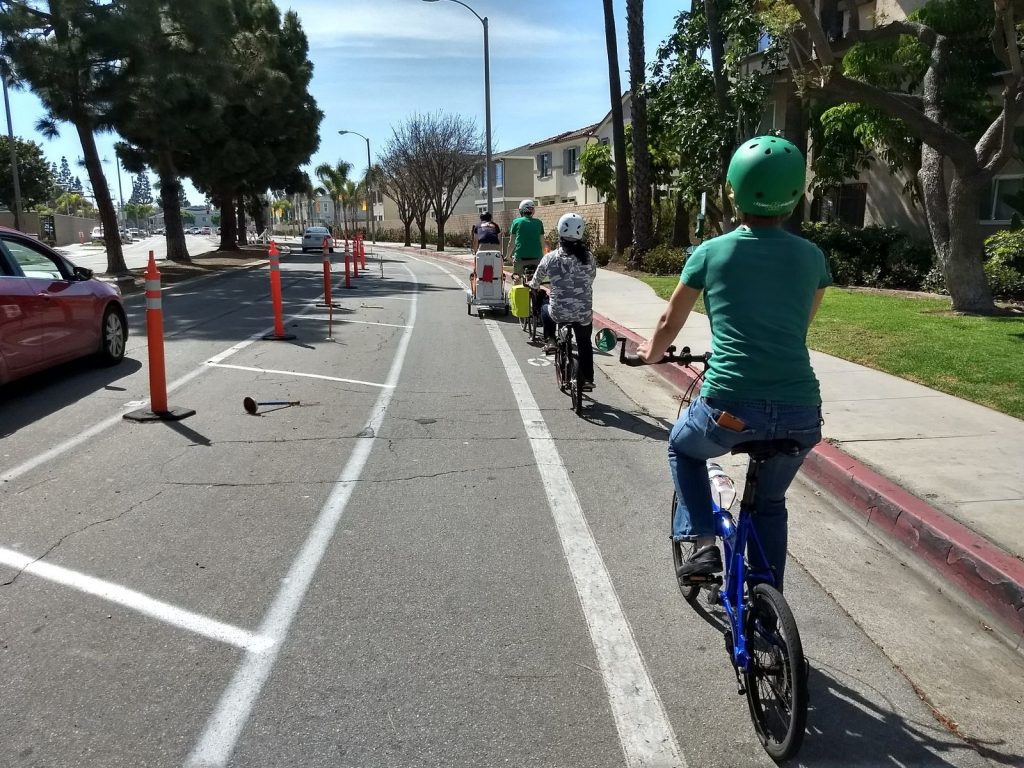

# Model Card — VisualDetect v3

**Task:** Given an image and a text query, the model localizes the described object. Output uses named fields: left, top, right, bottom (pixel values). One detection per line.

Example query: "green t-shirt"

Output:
left=510, top=216, right=544, bottom=262
left=681, top=226, right=832, bottom=405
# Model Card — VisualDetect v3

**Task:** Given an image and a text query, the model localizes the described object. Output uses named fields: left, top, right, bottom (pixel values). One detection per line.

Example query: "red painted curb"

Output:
left=388, top=244, right=1024, bottom=636
left=588, top=309, right=1024, bottom=638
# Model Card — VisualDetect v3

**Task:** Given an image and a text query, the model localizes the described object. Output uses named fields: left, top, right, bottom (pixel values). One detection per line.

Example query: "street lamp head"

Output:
left=337, top=130, right=349, bottom=135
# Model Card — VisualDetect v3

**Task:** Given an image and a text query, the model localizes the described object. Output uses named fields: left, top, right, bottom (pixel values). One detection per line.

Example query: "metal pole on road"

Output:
left=423, top=0, right=493, bottom=216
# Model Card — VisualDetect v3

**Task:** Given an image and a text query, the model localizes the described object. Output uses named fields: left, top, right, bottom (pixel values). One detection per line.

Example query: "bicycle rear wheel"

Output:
left=554, top=340, right=566, bottom=392
left=743, top=583, right=808, bottom=760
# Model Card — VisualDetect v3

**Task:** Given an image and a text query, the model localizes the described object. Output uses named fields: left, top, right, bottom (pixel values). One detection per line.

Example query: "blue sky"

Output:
left=7, top=0, right=683, bottom=204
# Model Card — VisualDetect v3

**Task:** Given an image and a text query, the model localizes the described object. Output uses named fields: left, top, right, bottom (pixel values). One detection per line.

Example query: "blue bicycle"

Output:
left=618, top=338, right=808, bottom=760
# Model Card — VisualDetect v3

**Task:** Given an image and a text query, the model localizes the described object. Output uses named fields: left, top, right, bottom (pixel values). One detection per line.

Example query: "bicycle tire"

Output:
left=566, top=351, right=582, bottom=414
left=554, top=340, right=566, bottom=392
left=670, top=501, right=700, bottom=603
left=743, top=583, right=808, bottom=761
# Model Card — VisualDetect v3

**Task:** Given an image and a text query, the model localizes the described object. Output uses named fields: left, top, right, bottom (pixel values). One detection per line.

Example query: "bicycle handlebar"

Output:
left=616, top=337, right=710, bottom=368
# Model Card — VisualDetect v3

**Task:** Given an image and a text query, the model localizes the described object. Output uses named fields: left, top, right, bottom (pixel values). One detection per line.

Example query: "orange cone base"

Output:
left=261, top=332, right=297, bottom=341
left=123, top=406, right=196, bottom=423
left=317, top=301, right=342, bottom=308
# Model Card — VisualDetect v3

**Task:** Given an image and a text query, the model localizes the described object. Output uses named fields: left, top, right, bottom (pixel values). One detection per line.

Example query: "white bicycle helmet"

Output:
left=518, top=199, right=536, bottom=215
left=557, top=212, right=585, bottom=241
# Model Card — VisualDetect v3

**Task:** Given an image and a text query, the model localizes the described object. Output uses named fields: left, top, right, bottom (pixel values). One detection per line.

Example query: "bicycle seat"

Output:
left=731, top=439, right=803, bottom=460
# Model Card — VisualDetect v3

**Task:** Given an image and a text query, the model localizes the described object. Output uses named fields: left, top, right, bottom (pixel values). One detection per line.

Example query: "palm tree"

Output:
left=602, top=0, right=633, bottom=255
left=314, top=160, right=352, bottom=239
left=626, top=0, right=654, bottom=264
left=341, top=179, right=361, bottom=237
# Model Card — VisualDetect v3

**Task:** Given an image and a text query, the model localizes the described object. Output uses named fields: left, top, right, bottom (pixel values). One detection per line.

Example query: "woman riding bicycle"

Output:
left=530, top=212, right=597, bottom=390
left=637, top=136, right=831, bottom=591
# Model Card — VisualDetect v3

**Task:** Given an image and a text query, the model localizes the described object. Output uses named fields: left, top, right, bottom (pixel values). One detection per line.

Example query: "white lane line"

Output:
left=298, top=316, right=412, bottom=329
left=206, top=363, right=393, bottom=390
left=185, top=264, right=419, bottom=768
left=403, top=252, right=469, bottom=290
left=0, top=547, right=270, bottom=653
left=483, top=319, right=686, bottom=768
left=0, top=306, right=318, bottom=486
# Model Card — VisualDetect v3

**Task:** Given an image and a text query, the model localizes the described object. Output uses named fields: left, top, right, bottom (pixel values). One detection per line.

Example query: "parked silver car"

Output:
left=301, top=226, right=333, bottom=253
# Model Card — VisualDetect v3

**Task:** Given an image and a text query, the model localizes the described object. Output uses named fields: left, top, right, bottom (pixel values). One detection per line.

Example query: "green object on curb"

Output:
left=595, top=327, right=617, bottom=352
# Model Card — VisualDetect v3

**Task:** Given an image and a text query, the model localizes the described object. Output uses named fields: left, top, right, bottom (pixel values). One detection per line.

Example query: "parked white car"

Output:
left=301, top=226, right=333, bottom=253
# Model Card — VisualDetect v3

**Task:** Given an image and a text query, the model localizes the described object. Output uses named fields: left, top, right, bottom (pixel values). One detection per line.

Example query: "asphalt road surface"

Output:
left=1, top=247, right=1021, bottom=768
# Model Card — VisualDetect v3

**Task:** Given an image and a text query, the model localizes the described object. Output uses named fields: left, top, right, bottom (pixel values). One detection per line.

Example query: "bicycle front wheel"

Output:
left=743, top=583, right=808, bottom=761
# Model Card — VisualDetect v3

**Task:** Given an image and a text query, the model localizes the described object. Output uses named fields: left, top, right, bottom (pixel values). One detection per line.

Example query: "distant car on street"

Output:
left=154, top=228, right=165, bottom=235
left=0, top=227, right=128, bottom=385
left=90, top=226, right=103, bottom=240
left=200, top=226, right=211, bottom=235
left=301, top=226, right=333, bottom=253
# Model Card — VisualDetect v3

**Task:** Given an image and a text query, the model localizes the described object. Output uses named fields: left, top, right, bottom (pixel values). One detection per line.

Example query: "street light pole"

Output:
left=423, top=0, right=492, bottom=215
left=338, top=129, right=376, bottom=245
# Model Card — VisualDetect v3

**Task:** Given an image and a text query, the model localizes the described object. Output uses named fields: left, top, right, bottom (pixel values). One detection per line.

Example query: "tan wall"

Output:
left=377, top=201, right=615, bottom=246
left=862, top=164, right=929, bottom=237
left=54, top=214, right=101, bottom=246
left=0, top=211, right=41, bottom=237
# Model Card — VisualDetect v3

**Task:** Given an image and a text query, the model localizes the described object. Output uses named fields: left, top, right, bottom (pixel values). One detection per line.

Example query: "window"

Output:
left=599, top=137, right=610, bottom=146
left=811, top=184, right=866, bottom=227
left=482, top=160, right=504, bottom=190
left=980, top=176, right=1024, bottom=222
left=757, top=33, right=771, bottom=52
left=564, top=146, right=581, bottom=175
left=537, top=152, right=552, bottom=178
left=2, top=237, right=68, bottom=281
left=760, top=102, right=777, bottom=133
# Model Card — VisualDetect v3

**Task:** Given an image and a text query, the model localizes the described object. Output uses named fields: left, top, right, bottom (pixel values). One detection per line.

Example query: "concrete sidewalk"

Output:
left=378, top=242, right=1024, bottom=638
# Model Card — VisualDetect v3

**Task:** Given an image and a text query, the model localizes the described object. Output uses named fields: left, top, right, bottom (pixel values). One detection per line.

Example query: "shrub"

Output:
left=444, top=230, right=472, bottom=249
left=801, top=221, right=935, bottom=290
left=641, top=244, right=687, bottom=276
left=920, top=266, right=949, bottom=295
left=593, top=243, right=614, bottom=267
left=984, top=229, right=1024, bottom=271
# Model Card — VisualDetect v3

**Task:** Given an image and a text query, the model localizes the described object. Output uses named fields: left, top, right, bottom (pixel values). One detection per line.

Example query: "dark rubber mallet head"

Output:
left=243, top=396, right=300, bottom=414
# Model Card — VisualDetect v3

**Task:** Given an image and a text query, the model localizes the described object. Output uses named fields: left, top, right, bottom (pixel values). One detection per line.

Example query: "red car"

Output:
left=0, top=227, right=128, bottom=385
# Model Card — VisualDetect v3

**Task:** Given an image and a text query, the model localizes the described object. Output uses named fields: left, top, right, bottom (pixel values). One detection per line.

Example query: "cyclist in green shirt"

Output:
left=638, top=136, right=831, bottom=592
left=506, top=199, right=545, bottom=276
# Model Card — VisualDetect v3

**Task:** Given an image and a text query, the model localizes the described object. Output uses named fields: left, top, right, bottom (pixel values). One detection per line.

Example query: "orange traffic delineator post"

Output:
left=352, top=236, right=360, bottom=278
left=318, top=236, right=340, bottom=308
left=124, top=252, right=195, bottom=423
left=359, top=234, right=367, bottom=270
left=262, top=240, right=297, bottom=340
left=343, top=244, right=354, bottom=289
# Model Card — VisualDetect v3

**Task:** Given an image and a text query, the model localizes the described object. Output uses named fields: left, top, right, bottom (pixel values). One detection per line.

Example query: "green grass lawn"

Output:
left=636, top=275, right=1024, bottom=419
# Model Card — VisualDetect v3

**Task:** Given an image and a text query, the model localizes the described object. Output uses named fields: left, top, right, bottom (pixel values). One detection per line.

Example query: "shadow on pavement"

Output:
left=0, top=357, right=144, bottom=438
left=801, top=664, right=1016, bottom=767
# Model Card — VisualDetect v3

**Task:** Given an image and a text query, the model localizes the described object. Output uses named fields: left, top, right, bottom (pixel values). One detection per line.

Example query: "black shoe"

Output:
left=675, top=544, right=723, bottom=582
left=581, top=380, right=595, bottom=392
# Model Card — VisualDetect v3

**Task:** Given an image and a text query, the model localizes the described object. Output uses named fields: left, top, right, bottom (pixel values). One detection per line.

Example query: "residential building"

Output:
left=474, top=144, right=536, bottom=214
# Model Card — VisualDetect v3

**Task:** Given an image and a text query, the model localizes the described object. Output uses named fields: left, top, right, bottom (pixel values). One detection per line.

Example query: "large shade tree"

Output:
left=188, top=0, right=321, bottom=251
left=781, top=0, right=1020, bottom=313
left=389, top=112, right=482, bottom=252
left=0, top=135, right=55, bottom=211
left=0, top=0, right=129, bottom=273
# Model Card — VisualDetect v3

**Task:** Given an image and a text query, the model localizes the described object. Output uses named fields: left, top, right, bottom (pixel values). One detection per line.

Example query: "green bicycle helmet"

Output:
left=726, top=135, right=806, bottom=216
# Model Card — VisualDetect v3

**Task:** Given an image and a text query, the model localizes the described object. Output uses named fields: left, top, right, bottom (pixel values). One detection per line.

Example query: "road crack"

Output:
left=0, top=490, right=164, bottom=588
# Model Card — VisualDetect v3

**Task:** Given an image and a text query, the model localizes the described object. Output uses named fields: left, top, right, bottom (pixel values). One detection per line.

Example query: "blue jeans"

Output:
left=668, top=396, right=822, bottom=590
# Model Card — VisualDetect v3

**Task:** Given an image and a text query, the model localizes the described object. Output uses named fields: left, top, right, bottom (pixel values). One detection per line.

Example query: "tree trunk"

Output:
left=403, top=218, right=413, bottom=247
left=784, top=80, right=808, bottom=234
left=436, top=216, right=447, bottom=252
left=603, top=0, right=633, bottom=255
left=919, top=147, right=993, bottom=312
left=236, top=196, right=247, bottom=246
left=626, top=0, right=653, bottom=265
left=704, top=0, right=736, bottom=233
left=671, top=189, right=691, bottom=248
left=75, top=120, right=126, bottom=275
left=157, top=158, right=190, bottom=263
left=218, top=193, right=238, bottom=251
left=416, top=214, right=428, bottom=249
